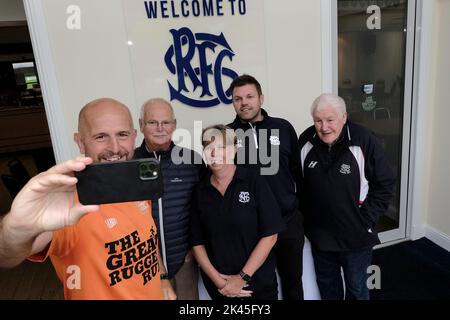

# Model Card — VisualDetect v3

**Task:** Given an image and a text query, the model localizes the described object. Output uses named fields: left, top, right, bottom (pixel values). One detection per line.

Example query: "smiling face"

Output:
left=232, top=84, right=264, bottom=123
left=139, top=100, right=176, bottom=152
left=203, top=139, right=236, bottom=172
left=202, top=126, right=236, bottom=172
left=313, top=105, right=347, bottom=146
left=74, top=99, right=137, bottom=163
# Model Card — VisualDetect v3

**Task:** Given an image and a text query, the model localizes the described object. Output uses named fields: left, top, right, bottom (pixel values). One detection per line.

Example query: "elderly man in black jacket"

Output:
left=298, top=93, right=396, bottom=300
left=134, top=98, right=203, bottom=299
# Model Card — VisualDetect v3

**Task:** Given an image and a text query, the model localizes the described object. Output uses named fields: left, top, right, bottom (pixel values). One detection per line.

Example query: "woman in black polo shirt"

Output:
left=190, top=124, right=285, bottom=300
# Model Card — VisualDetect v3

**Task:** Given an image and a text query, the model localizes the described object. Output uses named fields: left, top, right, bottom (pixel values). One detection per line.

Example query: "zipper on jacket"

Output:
left=153, top=152, right=168, bottom=273
left=249, top=122, right=259, bottom=149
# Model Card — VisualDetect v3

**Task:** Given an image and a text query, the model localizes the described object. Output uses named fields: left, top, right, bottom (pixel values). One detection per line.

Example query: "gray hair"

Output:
left=310, top=93, right=347, bottom=116
left=140, top=97, right=175, bottom=120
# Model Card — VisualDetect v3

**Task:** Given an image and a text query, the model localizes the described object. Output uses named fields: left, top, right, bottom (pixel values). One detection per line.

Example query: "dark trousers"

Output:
left=274, top=210, right=304, bottom=300
left=311, top=248, right=373, bottom=300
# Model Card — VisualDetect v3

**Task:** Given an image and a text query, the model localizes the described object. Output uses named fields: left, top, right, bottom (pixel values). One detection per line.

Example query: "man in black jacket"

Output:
left=134, top=98, right=203, bottom=299
left=298, top=93, right=395, bottom=300
left=228, top=74, right=304, bottom=300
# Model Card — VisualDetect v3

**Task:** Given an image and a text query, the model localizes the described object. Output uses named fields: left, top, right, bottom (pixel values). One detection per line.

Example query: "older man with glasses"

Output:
left=134, top=98, right=204, bottom=300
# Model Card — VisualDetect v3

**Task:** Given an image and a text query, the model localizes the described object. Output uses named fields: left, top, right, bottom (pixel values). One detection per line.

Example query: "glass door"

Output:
left=337, top=0, right=415, bottom=243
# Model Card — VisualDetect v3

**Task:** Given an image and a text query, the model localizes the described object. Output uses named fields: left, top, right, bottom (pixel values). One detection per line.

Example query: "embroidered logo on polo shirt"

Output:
left=137, top=201, right=149, bottom=213
left=171, top=177, right=183, bottom=183
left=340, top=164, right=351, bottom=175
left=105, top=218, right=117, bottom=229
left=239, top=191, right=250, bottom=203
left=269, top=136, right=280, bottom=146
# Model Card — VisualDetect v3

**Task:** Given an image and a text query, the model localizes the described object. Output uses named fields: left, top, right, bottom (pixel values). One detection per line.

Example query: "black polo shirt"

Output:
left=190, top=166, right=286, bottom=298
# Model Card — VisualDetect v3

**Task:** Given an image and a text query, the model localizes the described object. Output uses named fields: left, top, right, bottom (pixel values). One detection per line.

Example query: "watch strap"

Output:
left=239, top=270, right=251, bottom=282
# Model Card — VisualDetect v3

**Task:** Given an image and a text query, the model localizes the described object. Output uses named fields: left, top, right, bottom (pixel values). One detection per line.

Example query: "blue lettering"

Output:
left=203, top=0, right=214, bottom=16
left=171, top=1, right=180, bottom=18
left=144, top=1, right=158, bottom=19
left=238, top=0, right=246, bottom=15
left=196, top=41, right=217, bottom=96
left=214, top=50, right=238, bottom=104
left=161, top=0, right=169, bottom=18
left=169, top=28, right=201, bottom=92
left=217, top=0, right=224, bottom=16
left=181, top=0, right=189, bottom=17
left=165, top=28, right=239, bottom=108
left=192, top=0, right=200, bottom=17
left=229, top=0, right=236, bottom=15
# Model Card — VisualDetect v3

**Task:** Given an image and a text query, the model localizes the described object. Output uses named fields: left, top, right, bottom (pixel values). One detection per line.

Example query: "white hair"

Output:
left=140, top=97, right=175, bottom=119
left=310, top=93, right=347, bottom=116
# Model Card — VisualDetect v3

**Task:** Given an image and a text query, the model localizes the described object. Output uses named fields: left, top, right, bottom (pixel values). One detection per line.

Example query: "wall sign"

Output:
left=123, top=0, right=267, bottom=109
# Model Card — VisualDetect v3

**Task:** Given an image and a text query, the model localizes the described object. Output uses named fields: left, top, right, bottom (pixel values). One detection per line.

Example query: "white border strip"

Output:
left=320, top=0, right=338, bottom=94
left=408, top=0, right=434, bottom=240
left=23, top=0, right=72, bottom=163
left=425, top=225, right=450, bottom=252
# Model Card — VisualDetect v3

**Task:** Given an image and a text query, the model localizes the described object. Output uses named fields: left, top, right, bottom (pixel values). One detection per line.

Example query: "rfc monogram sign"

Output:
left=123, top=0, right=267, bottom=117
left=165, top=27, right=239, bottom=108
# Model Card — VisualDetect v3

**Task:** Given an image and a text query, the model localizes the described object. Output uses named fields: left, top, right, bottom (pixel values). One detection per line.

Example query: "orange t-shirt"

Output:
left=30, top=199, right=163, bottom=300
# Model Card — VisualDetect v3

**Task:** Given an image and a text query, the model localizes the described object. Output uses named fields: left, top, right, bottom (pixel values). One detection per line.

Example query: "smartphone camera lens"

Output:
left=139, top=161, right=158, bottom=180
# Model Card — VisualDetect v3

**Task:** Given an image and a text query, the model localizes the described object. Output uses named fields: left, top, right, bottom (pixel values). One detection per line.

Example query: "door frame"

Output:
left=320, top=0, right=434, bottom=245
left=23, top=0, right=73, bottom=163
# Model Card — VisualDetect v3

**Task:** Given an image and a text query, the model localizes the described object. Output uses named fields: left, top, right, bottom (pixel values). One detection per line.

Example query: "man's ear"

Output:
left=74, top=133, right=86, bottom=155
left=343, top=112, right=348, bottom=122
left=260, top=94, right=265, bottom=106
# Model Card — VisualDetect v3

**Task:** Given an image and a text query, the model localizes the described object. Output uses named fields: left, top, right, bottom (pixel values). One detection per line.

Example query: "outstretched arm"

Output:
left=0, top=157, right=99, bottom=268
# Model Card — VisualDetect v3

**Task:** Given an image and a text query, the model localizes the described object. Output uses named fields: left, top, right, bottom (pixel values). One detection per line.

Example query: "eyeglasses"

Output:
left=144, top=120, right=175, bottom=128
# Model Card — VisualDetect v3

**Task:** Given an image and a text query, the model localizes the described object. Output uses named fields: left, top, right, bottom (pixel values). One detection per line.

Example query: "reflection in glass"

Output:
left=338, top=0, right=408, bottom=233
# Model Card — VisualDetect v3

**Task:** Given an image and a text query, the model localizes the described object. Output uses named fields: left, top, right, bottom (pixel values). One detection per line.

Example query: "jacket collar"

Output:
left=231, top=108, right=270, bottom=129
left=202, top=165, right=248, bottom=189
left=139, top=140, right=175, bottom=159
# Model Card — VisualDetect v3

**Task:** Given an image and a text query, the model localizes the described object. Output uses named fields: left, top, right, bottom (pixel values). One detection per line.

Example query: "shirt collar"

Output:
left=201, top=165, right=248, bottom=189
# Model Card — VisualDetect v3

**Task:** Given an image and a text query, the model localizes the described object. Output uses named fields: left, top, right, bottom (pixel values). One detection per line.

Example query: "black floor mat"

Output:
left=371, top=238, right=450, bottom=300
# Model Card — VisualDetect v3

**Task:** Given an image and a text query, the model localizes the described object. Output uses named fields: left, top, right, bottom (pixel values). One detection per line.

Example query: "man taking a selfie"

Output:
left=0, top=98, right=175, bottom=300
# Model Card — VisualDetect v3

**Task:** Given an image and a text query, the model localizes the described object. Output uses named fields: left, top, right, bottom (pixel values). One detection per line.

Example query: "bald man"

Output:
left=0, top=98, right=175, bottom=300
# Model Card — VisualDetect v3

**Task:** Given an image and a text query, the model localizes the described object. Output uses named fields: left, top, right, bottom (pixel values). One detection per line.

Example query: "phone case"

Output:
left=75, top=158, right=163, bottom=205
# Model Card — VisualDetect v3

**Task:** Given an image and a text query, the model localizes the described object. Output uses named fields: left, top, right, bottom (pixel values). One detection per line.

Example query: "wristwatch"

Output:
left=239, top=270, right=252, bottom=283
left=160, top=273, right=169, bottom=280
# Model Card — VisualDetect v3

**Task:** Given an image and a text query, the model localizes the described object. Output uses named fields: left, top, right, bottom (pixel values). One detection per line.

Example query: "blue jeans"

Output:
left=311, top=248, right=373, bottom=300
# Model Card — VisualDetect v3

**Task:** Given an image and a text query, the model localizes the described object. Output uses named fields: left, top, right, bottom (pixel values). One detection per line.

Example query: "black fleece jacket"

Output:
left=298, top=121, right=396, bottom=251
left=228, top=109, right=301, bottom=222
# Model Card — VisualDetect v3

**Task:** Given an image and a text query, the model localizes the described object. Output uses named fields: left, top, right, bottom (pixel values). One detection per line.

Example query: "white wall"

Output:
left=0, top=0, right=26, bottom=21
left=29, top=0, right=323, bottom=158
left=40, top=0, right=137, bottom=158
left=425, top=0, right=450, bottom=250
left=264, top=0, right=322, bottom=135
